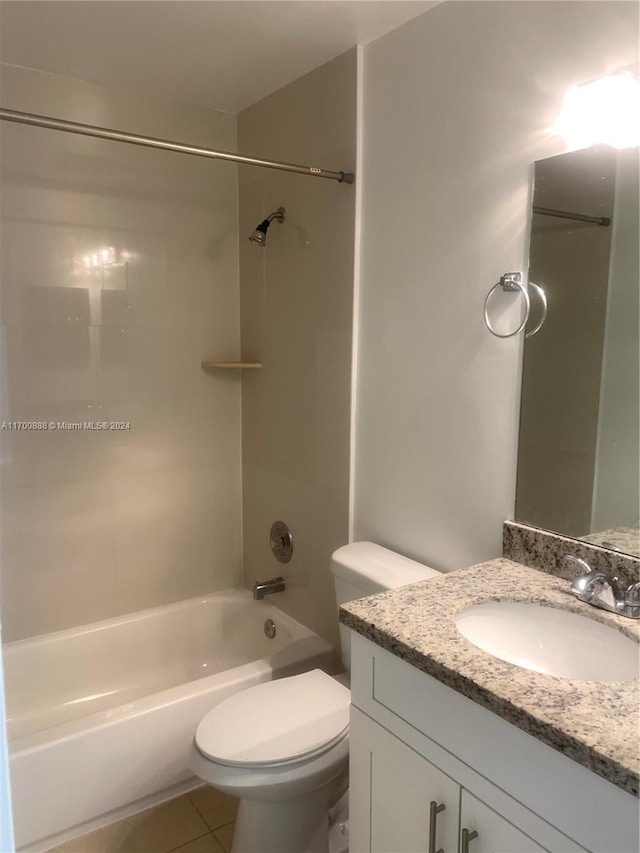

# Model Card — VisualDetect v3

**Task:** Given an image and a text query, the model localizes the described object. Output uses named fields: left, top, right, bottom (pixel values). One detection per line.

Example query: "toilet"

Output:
left=190, top=541, right=440, bottom=853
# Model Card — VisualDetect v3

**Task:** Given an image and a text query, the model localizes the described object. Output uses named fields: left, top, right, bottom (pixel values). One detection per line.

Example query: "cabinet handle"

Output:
left=428, top=800, right=446, bottom=853
left=461, top=828, right=479, bottom=853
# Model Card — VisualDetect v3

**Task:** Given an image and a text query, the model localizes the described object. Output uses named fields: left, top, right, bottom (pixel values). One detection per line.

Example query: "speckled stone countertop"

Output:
left=340, top=559, right=640, bottom=796
left=582, top=527, right=640, bottom=559
left=503, top=521, right=640, bottom=587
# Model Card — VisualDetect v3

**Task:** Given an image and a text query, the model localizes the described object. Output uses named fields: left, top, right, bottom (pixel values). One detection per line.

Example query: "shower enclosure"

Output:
left=0, top=45, right=357, bottom=850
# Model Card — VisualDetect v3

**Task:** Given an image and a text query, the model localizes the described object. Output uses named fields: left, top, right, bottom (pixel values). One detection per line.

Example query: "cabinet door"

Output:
left=460, top=791, right=547, bottom=853
left=351, top=707, right=459, bottom=853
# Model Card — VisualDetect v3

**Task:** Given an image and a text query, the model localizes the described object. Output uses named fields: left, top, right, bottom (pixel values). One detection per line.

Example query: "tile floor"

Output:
left=49, top=787, right=238, bottom=853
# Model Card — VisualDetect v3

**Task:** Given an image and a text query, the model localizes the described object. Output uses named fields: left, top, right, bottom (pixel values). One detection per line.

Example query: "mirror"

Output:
left=515, top=144, right=639, bottom=557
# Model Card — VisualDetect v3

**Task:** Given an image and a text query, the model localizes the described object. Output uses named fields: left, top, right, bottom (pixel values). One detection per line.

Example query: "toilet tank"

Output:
left=330, top=542, right=441, bottom=671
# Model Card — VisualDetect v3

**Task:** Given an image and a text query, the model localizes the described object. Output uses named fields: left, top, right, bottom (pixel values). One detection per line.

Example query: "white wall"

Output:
left=353, top=1, right=638, bottom=570
left=0, top=65, right=242, bottom=640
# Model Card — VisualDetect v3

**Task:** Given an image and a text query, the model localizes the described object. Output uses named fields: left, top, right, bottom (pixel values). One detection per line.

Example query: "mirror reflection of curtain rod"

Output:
left=533, top=205, right=611, bottom=226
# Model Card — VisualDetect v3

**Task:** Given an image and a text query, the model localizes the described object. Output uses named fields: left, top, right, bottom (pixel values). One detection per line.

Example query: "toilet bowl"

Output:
left=190, top=669, right=350, bottom=853
left=190, top=542, right=441, bottom=853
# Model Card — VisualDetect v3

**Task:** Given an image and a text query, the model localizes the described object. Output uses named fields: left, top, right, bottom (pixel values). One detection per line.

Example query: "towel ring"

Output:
left=484, top=273, right=530, bottom=338
left=525, top=281, right=547, bottom=338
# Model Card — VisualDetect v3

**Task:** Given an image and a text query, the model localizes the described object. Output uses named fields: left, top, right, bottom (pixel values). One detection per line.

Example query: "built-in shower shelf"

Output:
left=201, top=361, right=263, bottom=369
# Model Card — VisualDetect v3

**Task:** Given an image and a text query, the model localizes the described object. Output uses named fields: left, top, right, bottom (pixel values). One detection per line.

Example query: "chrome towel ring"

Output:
left=525, top=282, right=548, bottom=338
left=484, top=273, right=530, bottom=338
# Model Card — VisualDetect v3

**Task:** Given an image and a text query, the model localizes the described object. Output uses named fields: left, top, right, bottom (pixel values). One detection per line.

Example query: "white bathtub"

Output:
left=2, top=589, right=335, bottom=850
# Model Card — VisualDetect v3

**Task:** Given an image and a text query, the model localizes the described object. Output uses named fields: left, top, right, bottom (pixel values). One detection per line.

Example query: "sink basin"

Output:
left=455, top=601, right=639, bottom=682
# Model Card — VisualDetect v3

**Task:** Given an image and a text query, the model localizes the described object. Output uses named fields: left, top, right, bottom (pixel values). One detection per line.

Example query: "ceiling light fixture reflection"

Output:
left=80, top=247, right=129, bottom=270
left=555, top=72, right=639, bottom=151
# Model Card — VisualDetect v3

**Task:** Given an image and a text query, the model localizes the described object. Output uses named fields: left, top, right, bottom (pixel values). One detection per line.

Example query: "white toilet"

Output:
left=190, top=541, right=440, bottom=853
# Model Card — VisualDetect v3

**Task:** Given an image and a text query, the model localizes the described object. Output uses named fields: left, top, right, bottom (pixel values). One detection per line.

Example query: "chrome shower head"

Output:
left=249, top=207, right=285, bottom=246
left=249, top=225, right=268, bottom=246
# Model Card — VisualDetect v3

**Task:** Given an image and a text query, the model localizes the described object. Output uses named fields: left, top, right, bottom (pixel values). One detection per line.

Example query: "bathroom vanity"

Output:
left=341, top=560, right=640, bottom=853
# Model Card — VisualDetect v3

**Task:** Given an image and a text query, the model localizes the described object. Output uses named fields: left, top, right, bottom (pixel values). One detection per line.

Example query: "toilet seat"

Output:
left=195, top=669, right=350, bottom=767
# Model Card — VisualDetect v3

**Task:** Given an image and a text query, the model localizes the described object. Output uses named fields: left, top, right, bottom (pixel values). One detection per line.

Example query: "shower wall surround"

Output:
left=0, top=65, right=242, bottom=641
left=238, top=50, right=357, bottom=649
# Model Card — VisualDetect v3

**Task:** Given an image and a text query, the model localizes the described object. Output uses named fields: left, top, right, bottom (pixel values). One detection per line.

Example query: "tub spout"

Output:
left=253, top=577, right=286, bottom=600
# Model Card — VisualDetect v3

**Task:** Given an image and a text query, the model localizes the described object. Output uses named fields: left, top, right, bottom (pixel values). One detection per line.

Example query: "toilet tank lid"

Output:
left=330, top=541, right=440, bottom=591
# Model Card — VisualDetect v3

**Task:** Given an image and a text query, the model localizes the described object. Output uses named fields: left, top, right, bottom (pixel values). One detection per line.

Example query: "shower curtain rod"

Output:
left=0, top=107, right=355, bottom=185
left=533, top=205, right=610, bottom=226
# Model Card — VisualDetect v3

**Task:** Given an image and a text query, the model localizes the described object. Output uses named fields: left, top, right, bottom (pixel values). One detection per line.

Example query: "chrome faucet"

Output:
left=252, top=576, right=286, bottom=600
left=566, top=555, right=640, bottom=619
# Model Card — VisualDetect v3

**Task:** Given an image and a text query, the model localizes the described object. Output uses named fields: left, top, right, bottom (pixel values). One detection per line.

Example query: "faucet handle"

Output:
left=566, top=555, right=601, bottom=599
left=624, top=582, right=640, bottom=607
left=565, top=555, right=593, bottom=576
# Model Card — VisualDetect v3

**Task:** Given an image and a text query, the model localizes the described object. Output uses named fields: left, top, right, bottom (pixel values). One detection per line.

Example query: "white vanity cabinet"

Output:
left=459, top=791, right=546, bottom=853
left=352, top=707, right=548, bottom=853
left=348, top=633, right=639, bottom=853
left=353, top=707, right=459, bottom=852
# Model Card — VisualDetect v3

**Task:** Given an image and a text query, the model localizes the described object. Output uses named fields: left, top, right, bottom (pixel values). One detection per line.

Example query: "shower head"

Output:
left=249, top=207, right=286, bottom=246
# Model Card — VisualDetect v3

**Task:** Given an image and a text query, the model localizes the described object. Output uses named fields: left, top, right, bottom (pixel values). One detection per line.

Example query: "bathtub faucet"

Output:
left=253, top=576, right=286, bottom=600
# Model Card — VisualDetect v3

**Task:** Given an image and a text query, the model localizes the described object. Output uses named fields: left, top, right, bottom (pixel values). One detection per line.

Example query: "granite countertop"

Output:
left=581, top=527, right=640, bottom=559
left=339, top=558, right=640, bottom=797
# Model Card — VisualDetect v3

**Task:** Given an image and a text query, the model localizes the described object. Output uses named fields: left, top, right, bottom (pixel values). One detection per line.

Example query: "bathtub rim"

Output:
left=3, top=585, right=275, bottom=651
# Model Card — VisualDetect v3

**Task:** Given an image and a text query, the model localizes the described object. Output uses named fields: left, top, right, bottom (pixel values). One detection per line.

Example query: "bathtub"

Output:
left=2, top=589, right=335, bottom=850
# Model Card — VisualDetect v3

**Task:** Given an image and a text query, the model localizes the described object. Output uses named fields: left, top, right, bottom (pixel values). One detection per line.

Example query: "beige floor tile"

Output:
left=49, top=793, right=209, bottom=853
left=188, top=787, right=239, bottom=831
left=170, top=833, right=225, bottom=853
left=212, top=822, right=235, bottom=853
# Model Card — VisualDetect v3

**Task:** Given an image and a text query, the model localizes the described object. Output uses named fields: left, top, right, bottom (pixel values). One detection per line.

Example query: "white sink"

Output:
left=455, top=601, right=639, bottom=682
